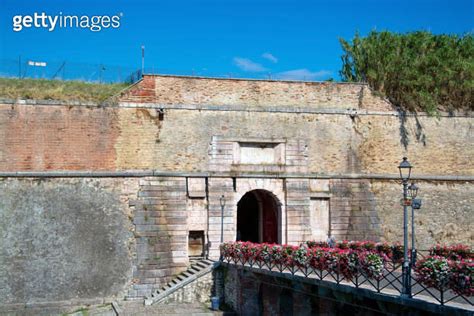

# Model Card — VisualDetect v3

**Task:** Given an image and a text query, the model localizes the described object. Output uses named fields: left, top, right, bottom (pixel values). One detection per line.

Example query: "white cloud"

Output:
left=262, top=52, right=278, bottom=63
left=275, top=68, right=332, bottom=81
left=233, top=57, right=267, bottom=72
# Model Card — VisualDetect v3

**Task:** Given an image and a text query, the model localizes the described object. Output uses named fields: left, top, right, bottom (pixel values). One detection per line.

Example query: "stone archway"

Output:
left=236, top=189, right=280, bottom=244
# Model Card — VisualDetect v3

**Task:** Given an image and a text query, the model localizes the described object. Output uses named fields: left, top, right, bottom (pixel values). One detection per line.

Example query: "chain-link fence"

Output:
left=1, top=57, right=334, bottom=84
left=0, top=58, right=142, bottom=84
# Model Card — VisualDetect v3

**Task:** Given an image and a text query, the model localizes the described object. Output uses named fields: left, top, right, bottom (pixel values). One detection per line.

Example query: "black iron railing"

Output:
left=410, top=250, right=473, bottom=306
left=220, top=248, right=473, bottom=308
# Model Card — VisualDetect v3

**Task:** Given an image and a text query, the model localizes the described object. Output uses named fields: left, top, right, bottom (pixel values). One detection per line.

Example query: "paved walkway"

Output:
left=118, top=301, right=231, bottom=316
left=66, top=301, right=234, bottom=316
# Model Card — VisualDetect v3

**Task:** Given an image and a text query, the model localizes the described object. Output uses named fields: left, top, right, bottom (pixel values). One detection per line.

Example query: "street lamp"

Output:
left=398, top=157, right=412, bottom=181
left=408, top=182, right=418, bottom=199
left=408, top=183, right=421, bottom=267
left=220, top=195, right=226, bottom=243
left=398, top=157, right=412, bottom=297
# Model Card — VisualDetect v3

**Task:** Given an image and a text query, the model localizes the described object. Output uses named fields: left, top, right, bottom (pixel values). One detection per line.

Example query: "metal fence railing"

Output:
left=0, top=58, right=336, bottom=84
left=220, top=244, right=473, bottom=309
left=0, top=58, right=142, bottom=84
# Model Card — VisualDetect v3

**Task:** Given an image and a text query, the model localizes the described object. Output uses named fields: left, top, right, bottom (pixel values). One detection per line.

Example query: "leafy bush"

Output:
left=305, top=240, right=329, bottom=248
left=340, top=31, right=474, bottom=114
left=430, top=244, right=473, bottom=260
left=391, top=243, right=404, bottom=263
left=359, top=251, right=386, bottom=280
left=449, top=259, right=474, bottom=296
left=305, top=240, right=403, bottom=262
left=414, top=256, right=451, bottom=290
left=221, top=241, right=386, bottom=281
left=414, top=255, right=473, bottom=296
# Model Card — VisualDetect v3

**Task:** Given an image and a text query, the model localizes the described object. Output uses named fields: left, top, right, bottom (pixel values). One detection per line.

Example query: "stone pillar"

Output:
left=208, top=177, right=235, bottom=259
left=128, top=176, right=188, bottom=298
left=285, top=179, right=311, bottom=244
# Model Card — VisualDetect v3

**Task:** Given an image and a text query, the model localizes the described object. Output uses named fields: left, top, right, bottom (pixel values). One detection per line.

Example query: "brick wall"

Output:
left=0, top=105, right=119, bottom=171
left=1, top=103, right=472, bottom=177
left=120, top=75, right=392, bottom=111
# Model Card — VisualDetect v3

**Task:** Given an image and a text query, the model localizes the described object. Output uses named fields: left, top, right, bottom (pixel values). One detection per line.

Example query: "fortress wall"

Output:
left=328, top=178, right=474, bottom=247
left=354, top=115, right=474, bottom=176
left=120, top=75, right=393, bottom=110
left=0, top=102, right=472, bottom=177
left=0, top=176, right=194, bottom=306
left=0, top=76, right=472, bottom=306
left=0, top=177, right=136, bottom=307
left=371, top=180, right=474, bottom=248
left=0, top=175, right=472, bottom=308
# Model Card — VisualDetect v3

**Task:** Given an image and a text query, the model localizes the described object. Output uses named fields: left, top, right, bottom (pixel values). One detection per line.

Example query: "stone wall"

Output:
left=0, top=178, right=136, bottom=308
left=0, top=175, right=201, bottom=307
left=372, top=180, right=474, bottom=248
left=330, top=179, right=381, bottom=241
left=0, top=75, right=472, bottom=309
left=0, top=104, right=119, bottom=171
left=1, top=102, right=472, bottom=177
left=1, top=175, right=469, bottom=309
left=354, top=115, right=474, bottom=176
left=128, top=177, right=189, bottom=298
left=160, top=270, right=214, bottom=304
left=120, top=75, right=392, bottom=111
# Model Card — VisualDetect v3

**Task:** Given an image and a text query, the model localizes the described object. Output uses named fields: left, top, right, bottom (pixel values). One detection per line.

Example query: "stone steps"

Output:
left=144, top=258, right=218, bottom=306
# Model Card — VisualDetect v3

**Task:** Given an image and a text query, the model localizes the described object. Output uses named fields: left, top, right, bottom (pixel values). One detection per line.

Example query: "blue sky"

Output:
left=1, top=0, right=473, bottom=81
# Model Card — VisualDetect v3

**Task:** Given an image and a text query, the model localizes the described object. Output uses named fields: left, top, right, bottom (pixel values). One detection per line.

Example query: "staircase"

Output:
left=144, top=258, right=218, bottom=306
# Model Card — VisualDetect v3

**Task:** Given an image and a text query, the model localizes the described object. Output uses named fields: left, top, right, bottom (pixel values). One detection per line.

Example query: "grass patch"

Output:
left=0, top=77, right=129, bottom=103
left=62, top=306, right=89, bottom=316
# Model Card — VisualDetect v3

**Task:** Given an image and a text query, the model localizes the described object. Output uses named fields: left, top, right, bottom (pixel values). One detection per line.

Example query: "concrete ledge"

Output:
left=142, top=73, right=369, bottom=85
left=0, top=170, right=472, bottom=182
left=1, top=98, right=471, bottom=118
left=310, top=192, right=332, bottom=198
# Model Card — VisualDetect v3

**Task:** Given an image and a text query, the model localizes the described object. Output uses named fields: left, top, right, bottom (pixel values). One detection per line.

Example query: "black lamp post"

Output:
left=408, top=182, right=421, bottom=267
left=220, top=195, right=226, bottom=243
left=398, top=157, right=412, bottom=297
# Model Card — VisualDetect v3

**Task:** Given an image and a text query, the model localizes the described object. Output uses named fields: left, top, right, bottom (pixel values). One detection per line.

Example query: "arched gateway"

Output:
left=236, top=189, right=281, bottom=244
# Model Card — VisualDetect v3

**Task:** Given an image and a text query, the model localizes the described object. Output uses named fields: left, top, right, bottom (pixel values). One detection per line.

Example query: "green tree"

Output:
left=339, top=31, right=474, bottom=114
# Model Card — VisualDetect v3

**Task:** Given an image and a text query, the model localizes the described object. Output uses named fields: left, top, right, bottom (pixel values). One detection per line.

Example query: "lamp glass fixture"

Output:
left=398, top=157, right=412, bottom=181
left=220, top=194, right=226, bottom=207
left=408, top=183, right=419, bottom=198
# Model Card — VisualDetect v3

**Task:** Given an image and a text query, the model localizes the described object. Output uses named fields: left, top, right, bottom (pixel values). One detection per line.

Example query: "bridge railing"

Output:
left=220, top=242, right=473, bottom=308
left=411, top=250, right=473, bottom=306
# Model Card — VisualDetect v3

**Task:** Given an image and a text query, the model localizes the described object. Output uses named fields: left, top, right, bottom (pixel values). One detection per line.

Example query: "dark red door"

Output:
left=262, top=195, right=278, bottom=243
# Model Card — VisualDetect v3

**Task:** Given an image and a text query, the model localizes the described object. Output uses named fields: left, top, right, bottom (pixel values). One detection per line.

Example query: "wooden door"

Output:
left=262, top=196, right=278, bottom=243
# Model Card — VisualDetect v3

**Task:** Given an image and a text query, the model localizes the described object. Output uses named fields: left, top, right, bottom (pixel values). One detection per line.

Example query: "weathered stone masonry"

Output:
left=0, top=75, right=472, bottom=308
